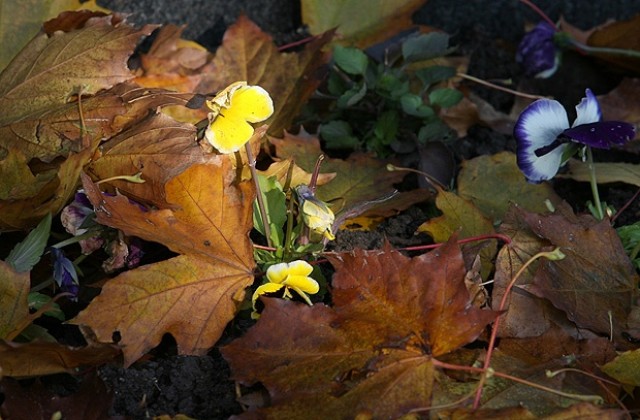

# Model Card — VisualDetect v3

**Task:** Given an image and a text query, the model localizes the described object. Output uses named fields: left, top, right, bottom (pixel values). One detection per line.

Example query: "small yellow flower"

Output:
left=204, top=81, right=274, bottom=154
left=296, top=185, right=335, bottom=241
left=252, top=260, right=319, bottom=317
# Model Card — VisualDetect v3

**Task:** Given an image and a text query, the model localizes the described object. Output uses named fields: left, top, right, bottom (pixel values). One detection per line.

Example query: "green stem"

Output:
left=586, top=147, right=604, bottom=220
left=245, top=142, right=272, bottom=248
left=51, top=230, right=101, bottom=249
left=568, top=38, right=640, bottom=60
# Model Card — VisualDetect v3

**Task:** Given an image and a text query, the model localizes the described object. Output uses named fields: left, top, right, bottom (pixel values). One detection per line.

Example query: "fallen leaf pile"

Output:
left=1, top=4, right=640, bottom=418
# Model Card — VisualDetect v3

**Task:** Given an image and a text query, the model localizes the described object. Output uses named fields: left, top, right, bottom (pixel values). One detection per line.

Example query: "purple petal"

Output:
left=563, top=121, right=636, bottom=149
left=50, top=248, right=79, bottom=299
left=573, top=88, right=601, bottom=126
left=514, top=98, right=569, bottom=182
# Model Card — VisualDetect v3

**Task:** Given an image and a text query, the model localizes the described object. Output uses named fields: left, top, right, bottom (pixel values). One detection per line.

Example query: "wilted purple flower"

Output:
left=514, top=88, right=635, bottom=183
left=516, top=22, right=560, bottom=78
left=61, top=191, right=104, bottom=254
left=50, top=247, right=79, bottom=299
left=103, top=237, right=145, bottom=273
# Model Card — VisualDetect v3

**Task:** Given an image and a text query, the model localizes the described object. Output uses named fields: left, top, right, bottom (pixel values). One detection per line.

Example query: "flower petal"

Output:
left=514, top=98, right=569, bottom=183
left=266, top=262, right=290, bottom=284
left=573, top=88, right=601, bottom=127
left=284, top=275, right=319, bottom=294
left=252, top=282, right=284, bottom=308
left=563, top=121, right=636, bottom=149
left=286, top=260, right=314, bottom=277
left=230, top=85, right=274, bottom=123
left=204, top=111, right=254, bottom=154
left=516, top=22, right=559, bottom=78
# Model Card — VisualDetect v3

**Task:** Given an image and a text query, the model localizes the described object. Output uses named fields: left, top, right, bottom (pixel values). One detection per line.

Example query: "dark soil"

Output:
left=6, top=1, right=640, bottom=419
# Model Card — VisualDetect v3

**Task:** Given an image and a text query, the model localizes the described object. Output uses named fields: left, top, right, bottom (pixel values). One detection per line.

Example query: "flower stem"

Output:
left=568, top=38, right=640, bottom=60
left=518, top=0, right=558, bottom=29
left=586, top=146, right=605, bottom=220
left=456, top=73, right=548, bottom=100
left=245, top=142, right=272, bottom=248
left=472, top=247, right=565, bottom=409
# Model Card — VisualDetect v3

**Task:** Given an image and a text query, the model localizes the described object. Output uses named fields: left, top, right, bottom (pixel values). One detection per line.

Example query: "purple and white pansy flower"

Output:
left=514, top=88, right=635, bottom=183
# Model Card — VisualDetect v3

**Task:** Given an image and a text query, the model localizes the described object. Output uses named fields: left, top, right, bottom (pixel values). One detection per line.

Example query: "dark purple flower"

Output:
left=516, top=22, right=560, bottom=78
left=50, top=247, right=79, bottom=299
left=514, top=89, right=635, bottom=183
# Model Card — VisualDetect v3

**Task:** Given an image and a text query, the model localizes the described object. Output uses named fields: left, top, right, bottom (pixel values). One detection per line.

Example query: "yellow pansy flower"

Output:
left=252, top=260, right=319, bottom=318
left=296, top=185, right=335, bottom=241
left=204, top=81, right=274, bottom=154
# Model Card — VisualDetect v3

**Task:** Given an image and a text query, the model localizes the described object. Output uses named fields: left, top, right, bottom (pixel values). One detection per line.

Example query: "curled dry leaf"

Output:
left=222, top=238, right=497, bottom=418
left=72, top=157, right=256, bottom=366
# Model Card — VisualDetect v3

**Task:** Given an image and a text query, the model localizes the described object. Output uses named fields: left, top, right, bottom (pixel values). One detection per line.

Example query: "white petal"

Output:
left=517, top=144, right=567, bottom=183
left=513, top=98, right=569, bottom=183
left=573, top=88, right=602, bottom=127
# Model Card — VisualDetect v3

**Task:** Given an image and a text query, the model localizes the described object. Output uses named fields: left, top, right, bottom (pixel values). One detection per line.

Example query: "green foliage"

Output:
left=617, top=222, right=640, bottom=270
left=28, top=292, right=65, bottom=321
left=6, top=213, right=52, bottom=273
left=311, top=32, right=461, bottom=157
left=253, top=174, right=287, bottom=247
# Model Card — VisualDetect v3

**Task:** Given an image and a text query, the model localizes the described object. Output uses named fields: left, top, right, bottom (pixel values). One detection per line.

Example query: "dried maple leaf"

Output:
left=222, top=239, right=497, bottom=417
left=197, top=15, right=332, bottom=136
left=0, top=13, right=154, bottom=126
left=85, top=112, right=202, bottom=205
left=330, top=240, right=498, bottom=357
left=71, top=154, right=256, bottom=366
left=518, top=203, right=639, bottom=343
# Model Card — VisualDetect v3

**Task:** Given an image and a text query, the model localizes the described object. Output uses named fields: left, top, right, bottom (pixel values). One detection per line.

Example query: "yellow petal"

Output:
left=266, top=262, right=289, bottom=284
left=287, top=260, right=313, bottom=277
left=206, top=81, right=247, bottom=112
left=231, top=85, right=274, bottom=123
left=204, top=112, right=254, bottom=154
left=302, top=200, right=335, bottom=238
left=284, top=275, right=319, bottom=294
left=252, top=282, right=284, bottom=308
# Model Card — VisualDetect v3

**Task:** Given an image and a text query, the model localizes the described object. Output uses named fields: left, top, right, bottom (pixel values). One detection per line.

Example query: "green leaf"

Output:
left=320, top=120, right=361, bottom=150
left=337, top=82, right=368, bottom=108
left=253, top=175, right=287, bottom=247
left=6, top=213, right=51, bottom=272
left=428, top=88, right=463, bottom=108
left=333, top=45, right=369, bottom=75
left=28, top=291, right=65, bottom=321
left=400, top=94, right=435, bottom=118
left=373, top=110, right=399, bottom=145
left=415, top=65, right=456, bottom=88
left=418, top=120, right=451, bottom=143
left=402, top=32, right=452, bottom=63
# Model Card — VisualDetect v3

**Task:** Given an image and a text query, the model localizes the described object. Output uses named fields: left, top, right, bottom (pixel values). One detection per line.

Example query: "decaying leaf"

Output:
left=520, top=203, right=638, bottom=343
left=0, top=340, right=120, bottom=377
left=302, top=0, right=427, bottom=47
left=457, top=152, right=562, bottom=222
left=0, top=14, right=154, bottom=125
left=0, top=261, right=30, bottom=340
left=559, top=159, right=640, bottom=187
left=222, top=238, right=497, bottom=417
left=0, top=373, right=114, bottom=419
left=601, top=348, right=640, bottom=387
left=72, top=157, right=256, bottom=365
left=270, top=132, right=420, bottom=217
left=417, top=189, right=497, bottom=278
